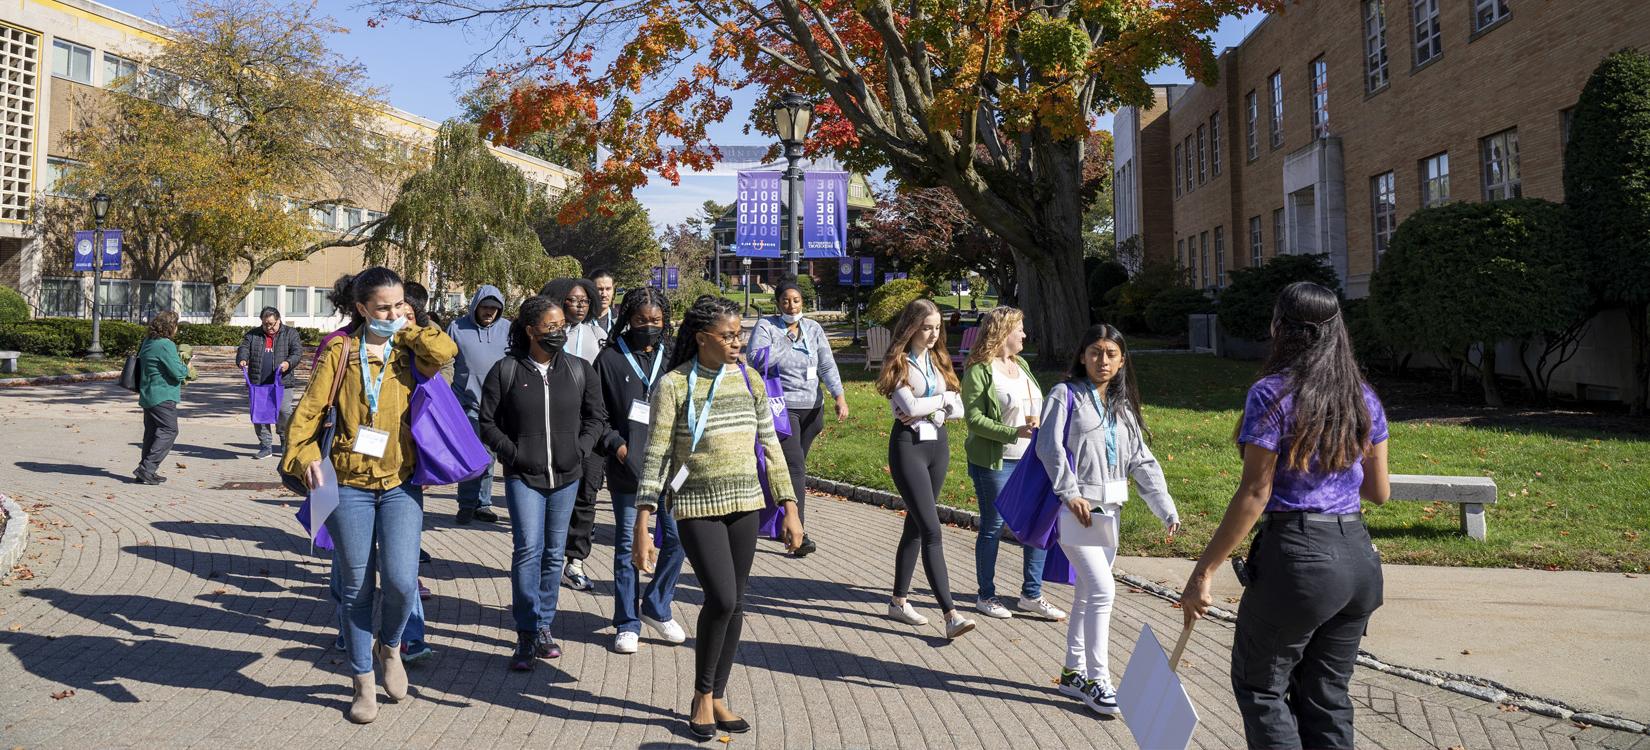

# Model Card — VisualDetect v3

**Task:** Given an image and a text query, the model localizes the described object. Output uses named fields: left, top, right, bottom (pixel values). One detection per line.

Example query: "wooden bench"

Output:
left=865, top=326, right=891, bottom=370
left=1388, top=474, right=1498, bottom=541
left=0, top=350, right=18, bottom=374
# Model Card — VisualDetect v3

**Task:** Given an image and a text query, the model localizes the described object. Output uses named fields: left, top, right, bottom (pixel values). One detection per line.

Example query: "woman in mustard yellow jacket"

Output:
left=282, top=266, right=456, bottom=724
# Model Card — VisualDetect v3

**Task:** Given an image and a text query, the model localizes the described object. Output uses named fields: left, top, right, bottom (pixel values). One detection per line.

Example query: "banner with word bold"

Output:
left=735, top=171, right=783, bottom=258
left=802, top=171, right=848, bottom=258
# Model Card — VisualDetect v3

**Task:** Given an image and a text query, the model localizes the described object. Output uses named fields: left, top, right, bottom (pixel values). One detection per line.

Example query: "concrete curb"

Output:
left=0, top=371, right=121, bottom=388
left=805, top=474, right=1650, bottom=737
left=0, top=493, right=29, bottom=578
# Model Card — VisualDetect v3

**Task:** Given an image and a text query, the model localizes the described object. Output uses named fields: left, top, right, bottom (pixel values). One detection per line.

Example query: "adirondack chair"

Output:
left=953, top=326, right=981, bottom=367
left=865, top=326, right=892, bottom=370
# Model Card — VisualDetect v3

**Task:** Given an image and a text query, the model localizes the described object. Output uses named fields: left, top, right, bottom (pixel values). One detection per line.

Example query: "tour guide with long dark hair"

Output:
left=1180, top=281, right=1391, bottom=749
left=633, top=294, right=802, bottom=741
left=281, top=266, right=457, bottom=725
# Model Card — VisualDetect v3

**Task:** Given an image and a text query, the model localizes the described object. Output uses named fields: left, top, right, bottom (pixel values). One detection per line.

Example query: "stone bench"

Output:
left=1388, top=474, right=1498, bottom=541
left=0, top=351, right=18, bottom=374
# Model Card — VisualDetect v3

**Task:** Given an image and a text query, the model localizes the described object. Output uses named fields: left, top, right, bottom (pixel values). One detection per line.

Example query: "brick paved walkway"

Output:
left=1, top=374, right=1646, bottom=749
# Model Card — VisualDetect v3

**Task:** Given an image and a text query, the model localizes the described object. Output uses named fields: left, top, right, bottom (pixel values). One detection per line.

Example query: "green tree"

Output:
left=536, top=192, right=659, bottom=287
left=47, top=0, right=409, bottom=323
left=1371, top=200, right=1589, bottom=407
left=1216, top=254, right=1341, bottom=342
left=369, top=121, right=552, bottom=301
left=1565, top=48, right=1650, bottom=415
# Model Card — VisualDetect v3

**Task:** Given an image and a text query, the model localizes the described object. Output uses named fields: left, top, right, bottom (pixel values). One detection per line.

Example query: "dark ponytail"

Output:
left=669, top=294, right=742, bottom=370
left=330, top=266, right=403, bottom=329
left=1259, top=281, right=1371, bottom=473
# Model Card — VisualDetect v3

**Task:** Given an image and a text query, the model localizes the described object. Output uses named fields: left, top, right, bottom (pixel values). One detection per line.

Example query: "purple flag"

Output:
left=858, top=256, right=875, bottom=285
left=802, top=171, right=848, bottom=258
left=101, top=230, right=123, bottom=272
left=735, top=171, right=783, bottom=258
left=72, top=231, right=95, bottom=272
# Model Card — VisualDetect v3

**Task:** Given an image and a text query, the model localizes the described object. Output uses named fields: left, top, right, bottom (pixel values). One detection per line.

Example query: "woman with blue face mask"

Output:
left=282, top=266, right=457, bottom=724
left=746, top=280, right=847, bottom=557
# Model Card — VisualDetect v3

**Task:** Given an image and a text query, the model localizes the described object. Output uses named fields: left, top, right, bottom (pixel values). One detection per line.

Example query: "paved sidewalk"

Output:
left=1, top=373, right=1646, bottom=749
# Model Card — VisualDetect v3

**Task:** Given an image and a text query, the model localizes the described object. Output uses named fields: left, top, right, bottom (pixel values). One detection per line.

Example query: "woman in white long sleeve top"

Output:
left=1038, top=323, right=1179, bottom=717
left=874, top=298, right=976, bottom=640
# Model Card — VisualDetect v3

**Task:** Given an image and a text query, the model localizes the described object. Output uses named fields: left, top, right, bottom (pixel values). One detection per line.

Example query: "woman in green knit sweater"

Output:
left=635, top=295, right=803, bottom=741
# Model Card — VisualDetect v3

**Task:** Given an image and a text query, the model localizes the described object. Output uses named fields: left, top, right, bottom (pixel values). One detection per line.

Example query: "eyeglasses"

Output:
left=565, top=298, right=590, bottom=308
left=701, top=330, right=746, bottom=346
left=540, top=322, right=568, bottom=334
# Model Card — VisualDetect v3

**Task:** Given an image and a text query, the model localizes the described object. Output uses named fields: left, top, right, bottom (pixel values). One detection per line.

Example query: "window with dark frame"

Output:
left=1245, top=91, right=1259, bottom=160
left=1196, top=124, right=1207, bottom=184
left=1481, top=128, right=1521, bottom=200
left=1473, top=0, right=1509, bottom=32
left=1372, top=171, right=1397, bottom=260
left=1249, top=215, right=1263, bottom=267
left=1310, top=57, right=1329, bottom=139
left=1269, top=71, right=1284, bottom=148
left=1365, top=0, right=1390, bottom=91
left=1420, top=152, right=1450, bottom=207
left=1413, top=0, right=1442, bottom=66
left=1210, top=113, right=1222, bottom=176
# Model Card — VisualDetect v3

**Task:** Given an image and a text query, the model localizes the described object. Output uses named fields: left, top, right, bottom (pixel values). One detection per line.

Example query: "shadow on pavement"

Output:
left=13, top=460, right=129, bottom=482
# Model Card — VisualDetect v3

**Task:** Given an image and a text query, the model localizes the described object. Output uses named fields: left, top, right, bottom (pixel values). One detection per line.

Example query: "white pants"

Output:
left=1058, top=506, right=1119, bottom=684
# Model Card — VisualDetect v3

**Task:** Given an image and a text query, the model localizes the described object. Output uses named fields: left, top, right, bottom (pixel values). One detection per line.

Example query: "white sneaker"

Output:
left=888, top=601, right=929, bottom=626
left=641, top=615, right=687, bottom=645
left=1079, top=679, right=1122, bottom=716
left=976, top=597, right=1014, bottom=619
left=945, top=613, right=977, bottom=640
left=613, top=631, right=639, bottom=654
left=1016, top=596, right=1068, bottom=621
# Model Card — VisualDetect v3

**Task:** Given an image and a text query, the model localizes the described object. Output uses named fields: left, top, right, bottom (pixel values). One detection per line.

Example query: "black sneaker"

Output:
left=133, top=471, right=162, bottom=486
left=509, top=631, right=535, bottom=671
left=254, top=446, right=272, bottom=460
left=419, top=548, right=432, bottom=564
left=455, top=508, right=475, bottom=525
left=1057, top=668, right=1087, bottom=701
left=533, top=628, right=561, bottom=659
left=793, top=535, right=817, bottom=558
left=473, top=507, right=499, bottom=523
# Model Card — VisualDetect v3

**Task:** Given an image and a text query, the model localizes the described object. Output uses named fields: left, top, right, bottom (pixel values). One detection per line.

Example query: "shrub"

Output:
left=1085, top=258, right=1130, bottom=325
left=0, top=318, right=147, bottom=356
left=1341, top=297, right=1394, bottom=369
left=175, top=322, right=250, bottom=347
left=0, top=286, right=28, bottom=323
left=1102, top=261, right=1181, bottom=333
left=0, top=322, right=74, bottom=356
left=865, top=278, right=930, bottom=327
left=1215, top=253, right=1341, bottom=342
left=667, top=279, right=723, bottom=319
left=1143, top=286, right=1212, bottom=336
left=794, top=274, right=817, bottom=308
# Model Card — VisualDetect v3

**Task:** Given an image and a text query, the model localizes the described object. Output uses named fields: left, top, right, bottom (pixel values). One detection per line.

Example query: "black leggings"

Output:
left=566, top=450, right=604, bottom=561
left=777, top=407, right=824, bottom=524
left=888, top=421, right=953, bottom=611
left=679, top=509, right=759, bottom=697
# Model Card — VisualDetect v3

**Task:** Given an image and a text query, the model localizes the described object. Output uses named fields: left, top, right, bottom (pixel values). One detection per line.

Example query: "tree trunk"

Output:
left=1449, top=356, right=1464, bottom=393
left=210, top=275, right=236, bottom=325
left=1478, top=344, right=1504, bottom=407
left=1015, top=244, right=1088, bottom=370
left=1629, top=302, right=1648, bottom=416
left=1516, top=339, right=1546, bottom=407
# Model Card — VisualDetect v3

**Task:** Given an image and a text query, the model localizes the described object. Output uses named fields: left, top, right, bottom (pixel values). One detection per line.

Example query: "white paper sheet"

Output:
left=1118, top=623, right=1200, bottom=750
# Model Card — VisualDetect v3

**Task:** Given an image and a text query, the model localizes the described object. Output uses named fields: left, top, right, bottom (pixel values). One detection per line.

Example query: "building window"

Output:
left=1420, top=152, right=1450, bottom=207
left=0, top=25, right=39, bottom=223
left=181, top=282, right=212, bottom=318
left=1183, top=135, right=1194, bottom=190
left=1473, top=0, right=1510, bottom=32
left=343, top=207, right=364, bottom=230
left=1365, top=0, right=1390, bottom=91
left=1481, top=128, right=1521, bottom=200
left=1245, top=91, right=1259, bottom=161
left=1196, top=124, right=1207, bottom=184
left=44, top=157, right=78, bottom=196
left=1214, top=226, right=1226, bottom=288
left=1249, top=216, right=1263, bottom=267
left=1309, top=57, right=1329, bottom=139
left=138, top=281, right=174, bottom=318
left=1199, top=232, right=1210, bottom=289
left=1371, top=171, right=1397, bottom=259
left=103, top=53, right=137, bottom=89
left=41, top=278, right=81, bottom=318
left=1210, top=114, right=1222, bottom=176
left=284, top=286, right=310, bottom=317
left=1177, top=238, right=1186, bottom=269
left=312, top=288, right=331, bottom=317
left=1174, top=143, right=1183, bottom=196
left=97, top=279, right=132, bottom=320
left=1413, top=0, right=1442, bottom=67
left=310, top=204, right=337, bottom=230
left=1273, top=208, right=1286, bottom=255
left=1186, top=239, right=1196, bottom=282
left=51, top=38, right=92, bottom=83
left=1268, top=71, right=1284, bottom=148
left=252, top=285, right=279, bottom=315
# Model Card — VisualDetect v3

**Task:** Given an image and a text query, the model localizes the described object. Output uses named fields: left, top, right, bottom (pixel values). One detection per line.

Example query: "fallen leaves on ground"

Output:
left=1460, top=649, right=1471, bottom=655
left=10, top=566, right=34, bottom=581
left=50, top=689, right=74, bottom=700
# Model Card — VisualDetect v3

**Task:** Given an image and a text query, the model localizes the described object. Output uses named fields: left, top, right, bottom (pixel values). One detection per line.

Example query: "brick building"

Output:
left=1113, top=0, right=1650, bottom=399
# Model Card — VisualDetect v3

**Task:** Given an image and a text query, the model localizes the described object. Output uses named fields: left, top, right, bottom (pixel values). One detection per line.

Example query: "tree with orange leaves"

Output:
left=366, top=0, right=1275, bottom=362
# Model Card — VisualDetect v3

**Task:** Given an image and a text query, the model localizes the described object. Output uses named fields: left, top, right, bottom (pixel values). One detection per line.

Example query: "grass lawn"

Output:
left=3, top=354, right=118, bottom=379
left=806, top=354, right=1650, bottom=572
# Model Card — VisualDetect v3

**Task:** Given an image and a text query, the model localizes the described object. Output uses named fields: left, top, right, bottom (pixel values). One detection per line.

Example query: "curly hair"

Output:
left=508, top=295, right=562, bottom=357
left=875, top=297, right=959, bottom=397
left=966, top=306, right=1024, bottom=367
left=669, top=294, right=743, bottom=370
left=327, top=266, right=403, bottom=329
left=540, top=277, right=597, bottom=324
left=605, top=286, right=673, bottom=351
left=146, top=310, right=179, bottom=340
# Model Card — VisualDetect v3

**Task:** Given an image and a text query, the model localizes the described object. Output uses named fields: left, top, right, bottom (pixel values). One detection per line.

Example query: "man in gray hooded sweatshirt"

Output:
left=447, top=285, right=511, bottom=524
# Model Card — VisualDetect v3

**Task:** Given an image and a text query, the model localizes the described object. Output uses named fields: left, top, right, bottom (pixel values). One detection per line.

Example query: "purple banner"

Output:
left=735, top=171, right=783, bottom=258
left=837, top=257, right=854, bottom=285
left=650, top=266, right=663, bottom=288
left=666, top=267, right=679, bottom=290
left=102, top=229, right=123, bottom=272
left=858, top=257, right=875, bottom=285
left=73, top=230, right=95, bottom=272
left=802, top=171, right=848, bottom=259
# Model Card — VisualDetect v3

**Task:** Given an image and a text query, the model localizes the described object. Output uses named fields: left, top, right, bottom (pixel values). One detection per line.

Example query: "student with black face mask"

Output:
left=479, top=295, right=607, bottom=672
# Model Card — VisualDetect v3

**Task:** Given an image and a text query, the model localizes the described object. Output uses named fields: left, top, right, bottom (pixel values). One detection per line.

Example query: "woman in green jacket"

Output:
left=961, top=307, right=1066, bottom=622
left=135, top=310, right=189, bottom=485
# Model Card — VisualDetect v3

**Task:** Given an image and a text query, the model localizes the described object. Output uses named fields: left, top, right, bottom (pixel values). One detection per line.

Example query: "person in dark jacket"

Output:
left=479, top=295, right=606, bottom=672
left=136, top=310, right=190, bottom=485
left=539, top=277, right=605, bottom=591
left=236, top=306, right=304, bottom=459
left=592, top=287, right=687, bottom=654
left=447, top=285, right=511, bottom=524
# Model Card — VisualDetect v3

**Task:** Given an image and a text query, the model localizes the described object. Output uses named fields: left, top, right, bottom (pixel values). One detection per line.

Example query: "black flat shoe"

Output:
left=473, top=507, right=500, bottom=523
left=792, top=536, right=817, bottom=558
left=688, top=721, right=717, bottom=741
left=715, top=717, right=751, bottom=733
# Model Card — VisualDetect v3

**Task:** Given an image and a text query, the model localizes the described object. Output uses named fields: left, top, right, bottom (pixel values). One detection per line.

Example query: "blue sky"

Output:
left=98, top=0, right=1266, bottom=228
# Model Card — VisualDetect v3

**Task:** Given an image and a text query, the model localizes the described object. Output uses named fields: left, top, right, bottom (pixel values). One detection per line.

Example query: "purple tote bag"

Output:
left=245, top=368, right=283, bottom=425
left=409, top=370, right=492, bottom=486
left=750, top=345, right=793, bottom=438
left=736, top=364, right=788, bottom=539
left=995, top=390, right=1079, bottom=584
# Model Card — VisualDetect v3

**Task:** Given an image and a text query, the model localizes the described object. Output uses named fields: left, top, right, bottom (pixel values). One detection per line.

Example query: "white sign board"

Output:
left=1118, top=624, right=1199, bottom=750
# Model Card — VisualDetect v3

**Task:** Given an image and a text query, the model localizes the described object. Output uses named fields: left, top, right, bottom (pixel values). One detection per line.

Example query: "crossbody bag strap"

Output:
left=327, top=337, right=352, bottom=410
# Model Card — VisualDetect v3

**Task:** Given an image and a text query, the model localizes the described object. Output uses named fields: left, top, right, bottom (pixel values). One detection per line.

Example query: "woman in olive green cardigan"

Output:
left=961, top=307, right=1066, bottom=622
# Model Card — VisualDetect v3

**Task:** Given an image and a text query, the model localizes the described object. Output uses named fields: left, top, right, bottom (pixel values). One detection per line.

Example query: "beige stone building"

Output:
left=1113, top=0, right=1650, bottom=399
left=0, top=0, right=578, bottom=328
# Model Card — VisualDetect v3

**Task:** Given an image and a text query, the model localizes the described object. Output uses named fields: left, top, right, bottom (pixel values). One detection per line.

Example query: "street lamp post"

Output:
left=849, top=236, right=864, bottom=346
left=742, top=257, right=752, bottom=315
left=87, top=193, right=112, bottom=360
left=770, top=92, right=814, bottom=281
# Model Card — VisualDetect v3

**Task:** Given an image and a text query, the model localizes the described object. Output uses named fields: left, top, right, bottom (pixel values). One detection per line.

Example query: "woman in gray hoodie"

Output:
left=446, top=285, right=511, bottom=524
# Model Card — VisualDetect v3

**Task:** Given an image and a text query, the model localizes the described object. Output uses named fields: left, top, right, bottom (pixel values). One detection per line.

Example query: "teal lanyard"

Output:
left=908, top=352, right=936, bottom=397
left=617, top=336, right=663, bottom=390
left=359, top=333, right=394, bottom=423
left=685, top=359, right=726, bottom=453
left=1083, top=381, right=1119, bottom=471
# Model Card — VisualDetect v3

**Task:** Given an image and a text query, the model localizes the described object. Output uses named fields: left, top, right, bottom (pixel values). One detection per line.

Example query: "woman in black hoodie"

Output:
left=479, top=295, right=606, bottom=671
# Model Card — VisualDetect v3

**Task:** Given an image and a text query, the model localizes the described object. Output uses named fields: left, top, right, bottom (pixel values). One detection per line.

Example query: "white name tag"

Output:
left=352, top=426, right=391, bottom=458
left=670, top=465, right=690, bottom=492
left=805, top=365, right=818, bottom=382
left=628, top=399, right=651, bottom=424
left=916, top=421, right=937, bottom=442
left=1103, top=479, right=1130, bottom=504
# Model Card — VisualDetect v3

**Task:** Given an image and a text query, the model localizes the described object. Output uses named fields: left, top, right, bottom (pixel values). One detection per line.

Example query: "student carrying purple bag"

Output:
left=409, top=370, right=491, bottom=486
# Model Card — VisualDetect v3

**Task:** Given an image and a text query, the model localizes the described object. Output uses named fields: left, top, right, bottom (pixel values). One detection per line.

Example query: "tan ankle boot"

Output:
left=376, top=642, right=408, bottom=701
left=348, top=673, right=378, bottom=724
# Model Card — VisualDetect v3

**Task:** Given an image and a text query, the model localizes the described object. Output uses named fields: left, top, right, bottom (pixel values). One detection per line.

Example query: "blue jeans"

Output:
left=327, top=483, right=424, bottom=675
left=506, top=477, right=579, bottom=633
left=456, top=410, right=495, bottom=511
left=611, top=491, right=686, bottom=633
left=332, top=554, right=425, bottom=648
left=970, top=460, right=1046, bottom=600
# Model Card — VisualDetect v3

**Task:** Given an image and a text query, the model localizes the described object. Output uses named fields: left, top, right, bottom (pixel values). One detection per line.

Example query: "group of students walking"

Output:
left=249, top=261, right=1387, bottom=749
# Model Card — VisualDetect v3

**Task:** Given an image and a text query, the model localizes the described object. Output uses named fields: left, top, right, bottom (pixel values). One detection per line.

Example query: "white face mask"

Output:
left=780, top=313, right=801, bottom=325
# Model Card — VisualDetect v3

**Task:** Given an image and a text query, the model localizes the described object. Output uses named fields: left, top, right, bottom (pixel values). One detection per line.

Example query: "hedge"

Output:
left=1143, top=286, right=1212, bottom=336
left=865, top=278, right=930, bottom=327
left=1216, top=253, right=1341, bottom=342
left=0, top=286, right=27, bottom=324
left=0, top=317, right=323, bottom=357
